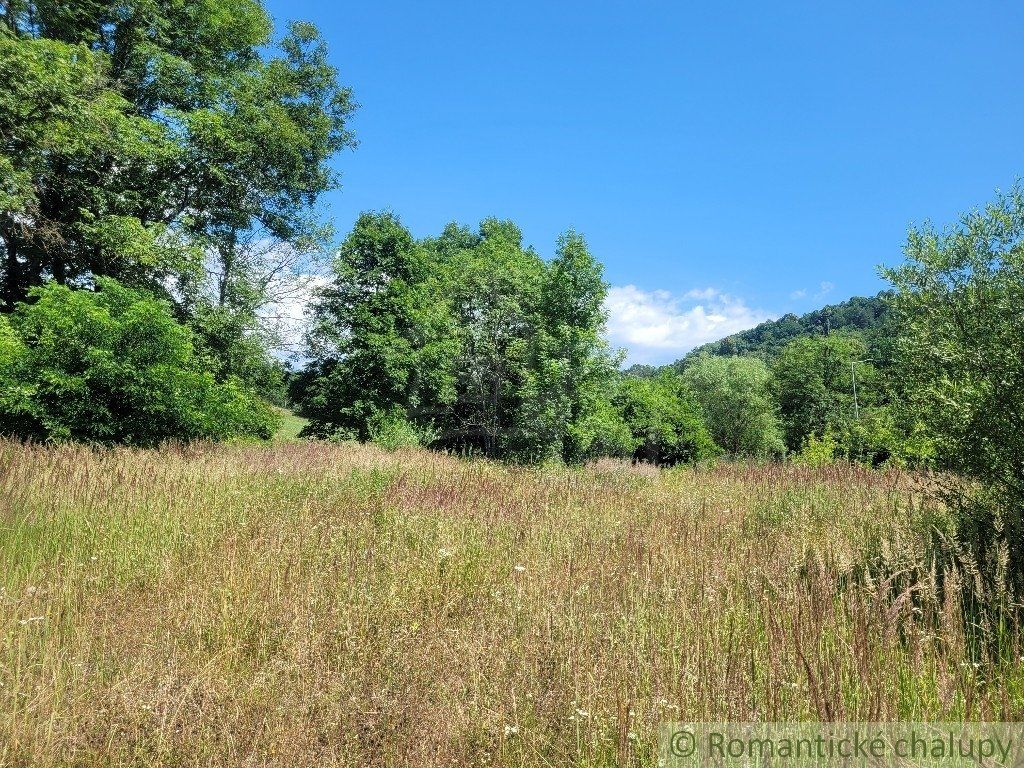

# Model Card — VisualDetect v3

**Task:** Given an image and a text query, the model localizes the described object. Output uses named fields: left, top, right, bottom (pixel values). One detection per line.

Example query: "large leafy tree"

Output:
left=0, top=1, right=355, bottom=340
left=432, top=219, right=545, bottom=457
left=300, top=212, right=456, bottom=440
left=512, top=231, right=622, bottom=463
left=682, top=354, right=784, bottom=458
left=884, top=186, right=1024, bottom=588
left=298, top=216, right=628, bottom=463
left=428, top=221, right=624, bottom=462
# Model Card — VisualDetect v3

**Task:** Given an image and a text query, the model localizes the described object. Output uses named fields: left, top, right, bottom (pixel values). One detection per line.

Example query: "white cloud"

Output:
left=264, top=274, right=329, bottom=361
left=815, top=281, right=834, bottom=300
left=605, top=285, right=773, bottom=365
left=789, top=289, right=807, bottom=300
left=267, top=278, right=772, bottom=368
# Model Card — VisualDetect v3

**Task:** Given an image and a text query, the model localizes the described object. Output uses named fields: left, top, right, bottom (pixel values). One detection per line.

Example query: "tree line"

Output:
left=286, top=212, right=926, bottom=468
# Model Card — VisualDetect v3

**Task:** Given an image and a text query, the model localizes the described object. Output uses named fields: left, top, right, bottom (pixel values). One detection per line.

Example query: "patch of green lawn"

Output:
left=273, top=408, right=309, bottom=441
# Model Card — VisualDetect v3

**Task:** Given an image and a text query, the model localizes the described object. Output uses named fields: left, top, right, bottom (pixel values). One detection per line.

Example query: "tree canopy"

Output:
left=0, top=0, right=354, bottom=443
left=884, top=187, right=1024, bottom=584
left=296, top=213, right=629, bottom=464
left=671, top=292, right=895, bottom=368
left=1, top=1, right=354, bottom=309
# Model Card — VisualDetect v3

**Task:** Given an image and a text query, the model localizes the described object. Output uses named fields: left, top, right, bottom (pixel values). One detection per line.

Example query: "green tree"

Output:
left=682, top=355, right=784, bottom=458
left=299, top=218, right=629, bottom=464
left=513, top=231, right=622, bottom=463
left=615, top=372, right=718, bottom=465
left=772, top=332, right=874, bottom=451
left=0, top=1, right=355, bottom=406
left=300, top=212, right=455, bottom=440
left=883, top=186, right=1024, bottom=591
left=432, top=219, right=545, bottom=458
left=0, top=279, right=278, bottom=444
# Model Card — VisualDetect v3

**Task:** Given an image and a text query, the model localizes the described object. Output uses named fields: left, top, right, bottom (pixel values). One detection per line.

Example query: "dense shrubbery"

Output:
left=0, top=280, right=278, bottom=445
left=614, top=373, right=719, bottom=465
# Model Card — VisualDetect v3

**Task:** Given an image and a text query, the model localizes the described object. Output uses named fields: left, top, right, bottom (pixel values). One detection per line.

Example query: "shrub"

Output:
left=567, top=396, right=637, bottom=462
left=0, top=279, right=278, bottom=445
left=368, top=408, right=433, bottom=451
left=794, top=427, right=840, bottom=468
left=615, top=373, right=719, bottom=465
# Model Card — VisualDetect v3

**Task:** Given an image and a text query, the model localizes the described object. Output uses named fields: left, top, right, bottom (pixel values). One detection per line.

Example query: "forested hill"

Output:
left=682, top=291, right=894, bottom=364
left=626, top=292, right=895, bottom=377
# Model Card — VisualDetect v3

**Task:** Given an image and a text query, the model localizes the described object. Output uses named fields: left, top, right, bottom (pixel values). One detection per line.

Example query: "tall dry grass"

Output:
left=0, top=440, right=1020, bottom=766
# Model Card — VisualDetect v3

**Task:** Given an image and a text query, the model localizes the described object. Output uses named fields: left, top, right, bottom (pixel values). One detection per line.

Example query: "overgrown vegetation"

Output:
left=295, top=213, right=626, bottom=464
left=0, top=0, right=1011, bottom=484
left=1, top=440, right=1020, bottom=765
left=884, top=187, right=1024, bottom=617
left=0, top=279, right=278, bottom=444
left=2, top=1, right=1024, bottom=758
left=0, top=0, right=355, bottom=410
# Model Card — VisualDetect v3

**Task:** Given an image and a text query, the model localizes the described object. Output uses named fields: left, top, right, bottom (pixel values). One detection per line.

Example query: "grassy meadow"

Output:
left=1, top=439, right=1021, bottom=766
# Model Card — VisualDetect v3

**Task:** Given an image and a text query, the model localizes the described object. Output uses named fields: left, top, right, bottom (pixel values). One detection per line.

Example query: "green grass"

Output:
left=272, top=407, right=309, bottom=441
left=0, top=440, right=1020, bottom=766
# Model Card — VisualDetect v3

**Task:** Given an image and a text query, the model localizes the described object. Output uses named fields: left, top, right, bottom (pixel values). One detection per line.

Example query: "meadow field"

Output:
left=0, top=440, right=1020, bottom=766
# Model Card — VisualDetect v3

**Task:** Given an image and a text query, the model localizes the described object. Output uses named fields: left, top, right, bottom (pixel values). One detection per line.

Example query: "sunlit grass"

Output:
left=0, top=441, right=1020, bottom=766
left=272, top=408, right=310, bottom=441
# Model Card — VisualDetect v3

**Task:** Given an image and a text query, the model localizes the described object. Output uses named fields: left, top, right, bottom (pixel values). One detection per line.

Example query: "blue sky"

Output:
left=265, top=0, right=1024, bottom=364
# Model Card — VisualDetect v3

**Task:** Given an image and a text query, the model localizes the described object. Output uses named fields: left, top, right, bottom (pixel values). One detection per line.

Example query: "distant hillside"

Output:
left=644, top=292, right=895, bottom=375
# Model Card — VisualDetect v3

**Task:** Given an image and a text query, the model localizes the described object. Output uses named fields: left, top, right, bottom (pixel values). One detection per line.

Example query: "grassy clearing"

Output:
left=272, top=408, right=310, bottom=441
left=0, top=441, right=1021, bottom=766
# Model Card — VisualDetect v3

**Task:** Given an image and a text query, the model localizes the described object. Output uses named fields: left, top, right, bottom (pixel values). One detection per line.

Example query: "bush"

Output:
left=0, top=315, right=34, bottom=434
left=615, top=373, right=720, bottom=465
left=0, top=279, right=279, bottom=445
left=567, top=396, right=637, bottom=462
left=368, top=409, right=429, bottom=451
left=793, top=427, right=840, bottom=468
left=835, top=407, right=935, bottom=468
